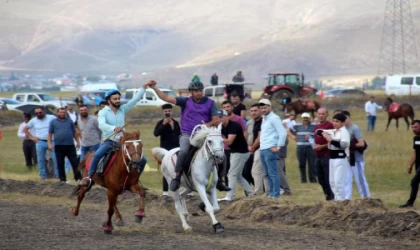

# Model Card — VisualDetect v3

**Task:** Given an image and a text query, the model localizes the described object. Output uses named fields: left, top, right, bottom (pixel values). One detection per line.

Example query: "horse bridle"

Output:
left=203, top=133, right=224, bottom=162
left=122, top=139, right=143, bottom=173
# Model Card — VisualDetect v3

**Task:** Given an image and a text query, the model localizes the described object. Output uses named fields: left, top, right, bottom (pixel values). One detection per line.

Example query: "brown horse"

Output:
left=384, top=97, right=415, bottom=131
left=71, top=131, right=146, bottom=234
left=284, top=99, right=321, bottom=118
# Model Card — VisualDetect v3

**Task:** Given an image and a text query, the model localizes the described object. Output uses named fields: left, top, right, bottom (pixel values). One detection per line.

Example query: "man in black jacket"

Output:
left=154, top=104, right=181, bottom=196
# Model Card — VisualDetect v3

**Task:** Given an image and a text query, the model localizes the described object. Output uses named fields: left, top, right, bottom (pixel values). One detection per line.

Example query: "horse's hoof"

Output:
left=116, top=219, right=124, bottom=227
left=135, top=215, right=144, bottom=223
left=104, top=229, right=113, bottom=235
left=103, top=223, right=113, bottom=234
left=71, top=207, right=78, bottom=216
left=213, top=222, right=224, bottom=233
left=199, top=202, right=206, bottom=212
left=184, top=226, right=193, bottom=232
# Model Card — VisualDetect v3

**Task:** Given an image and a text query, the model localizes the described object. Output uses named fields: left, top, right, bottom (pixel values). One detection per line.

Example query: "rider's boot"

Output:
left=169, top=171, right=182, bottom=192
left=79, top=174, right=95, bottom=190
left=216, top=167, right=231, bottom=192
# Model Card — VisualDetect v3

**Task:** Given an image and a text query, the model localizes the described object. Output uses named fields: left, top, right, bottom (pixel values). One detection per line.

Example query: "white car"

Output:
left=125, top=88, right=177, bottom=107
left=0, top=98, right=24, bottom=111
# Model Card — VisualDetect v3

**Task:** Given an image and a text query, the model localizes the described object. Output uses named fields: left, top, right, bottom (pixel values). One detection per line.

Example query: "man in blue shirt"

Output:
left=24, top=106, right=58, bottom=180
left=258, top=99, right=286, bottom=198
left=79, top=83, right=150, bottom=188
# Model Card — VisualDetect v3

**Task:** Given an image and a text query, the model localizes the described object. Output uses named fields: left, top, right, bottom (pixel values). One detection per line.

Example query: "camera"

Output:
left=165, top=113, right=170, bottom=118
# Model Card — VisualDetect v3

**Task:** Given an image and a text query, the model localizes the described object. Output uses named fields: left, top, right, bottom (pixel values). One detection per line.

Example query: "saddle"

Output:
left=171, top=146, right=199, bottom=190
left=388, top=103, right=399, bottom=113
left=86, top=146, right=120, bottom=177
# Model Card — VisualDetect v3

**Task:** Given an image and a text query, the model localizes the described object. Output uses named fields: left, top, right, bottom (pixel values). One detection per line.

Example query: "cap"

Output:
left=258, top=99, right=271, bottom=106
left=217, top=110, right=228, bottom=116
left=301, top=112, right=311, bottom=118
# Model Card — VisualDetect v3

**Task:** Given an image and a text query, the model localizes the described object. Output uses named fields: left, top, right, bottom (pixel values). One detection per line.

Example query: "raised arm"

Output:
left=147, top=81, right=177, bottom=104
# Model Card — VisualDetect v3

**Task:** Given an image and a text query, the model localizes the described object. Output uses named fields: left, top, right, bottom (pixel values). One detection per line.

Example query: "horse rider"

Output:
left=145, top=80, right=231, bottom=192
left=79, top=82, right=151, bottom=188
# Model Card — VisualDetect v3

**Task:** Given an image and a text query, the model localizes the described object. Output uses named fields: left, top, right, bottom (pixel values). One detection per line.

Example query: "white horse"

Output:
left=152, top=124, right=225, bottom=233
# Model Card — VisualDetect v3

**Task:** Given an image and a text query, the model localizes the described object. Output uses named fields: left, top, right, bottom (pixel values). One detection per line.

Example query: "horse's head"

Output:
left=120, top=130, right=143, bottom=167
left=384, top=97, right=393, bottom=109
left=204, top=124, right=225, bottom=163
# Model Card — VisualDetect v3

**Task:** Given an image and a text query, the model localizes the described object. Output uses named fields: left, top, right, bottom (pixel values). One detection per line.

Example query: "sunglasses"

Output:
left=35, top=112, right=43, bottom=115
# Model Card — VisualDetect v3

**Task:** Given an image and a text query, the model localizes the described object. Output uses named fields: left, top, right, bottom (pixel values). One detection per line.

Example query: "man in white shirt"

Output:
left=282, top=113, right=296, bottom=129
left=66, top=104, right=79, bottom=125
left=364, top=96, right=382, bottom=132
left=17, top=113, right=37, bottom=169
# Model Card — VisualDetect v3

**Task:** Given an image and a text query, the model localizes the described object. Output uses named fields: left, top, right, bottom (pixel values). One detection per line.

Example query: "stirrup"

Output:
left=169, top=178, right=181, bottom=192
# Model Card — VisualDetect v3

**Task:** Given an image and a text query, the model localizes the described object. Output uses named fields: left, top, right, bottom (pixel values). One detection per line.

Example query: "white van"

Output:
left=80, top=82, right=118, bottom=92
left=385, top=74, right=420, bottom=96
left=125, top=88, right=177, bottom=107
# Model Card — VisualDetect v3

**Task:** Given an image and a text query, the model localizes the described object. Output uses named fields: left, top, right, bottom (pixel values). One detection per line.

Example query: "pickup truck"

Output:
left=12, top=93, right=75, bottom=111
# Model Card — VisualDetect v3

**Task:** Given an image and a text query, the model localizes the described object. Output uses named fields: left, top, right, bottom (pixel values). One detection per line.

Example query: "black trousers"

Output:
left=315, top=156, right=334, bottom=200
left=222, top=150, right=231, bottom=185
left=407, top=166, right=420, bottom=205
left=23, top=139, right=37, bottom=167
left=54, top=145, right=82, bottom=181
left=163, top=177, right=169, bottom=192
left=242, top=154, right=254, bottom=185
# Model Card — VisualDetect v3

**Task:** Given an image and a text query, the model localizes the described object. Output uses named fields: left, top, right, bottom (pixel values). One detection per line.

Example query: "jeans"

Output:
left=174, top=134, right=191, bottom=173
left=260, top=149, right=281, bottom=198
left=80, top=143, right=100, bottom=161
left=36, top=140, right=58, bottom=179
left=55, top=145, right=82, bottom=181
left=88, top=140, right=116, bottom=176
left=367, top=115, right=377, bottom=132
left=315, top=156, right=334, bottom=200
left=351, top=161, right=370, bottom=198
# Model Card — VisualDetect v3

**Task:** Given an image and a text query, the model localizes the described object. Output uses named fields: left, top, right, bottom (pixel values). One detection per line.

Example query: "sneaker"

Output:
left=60, top=180, right=70, bottom=184
left=162, top=191, right=169, bottom=196
left=169, top=179, right=180, bottom=192
left=217, top=197, right=232, bottom=202
left=399, top=203, right=413, bottom=208
left=283, top=191, right=292, bottom=196
left=187, top=192, right=194, bottom=197
left=216, top=181, right=231, bottom=192
left=280, top=188, right=285, bottom=195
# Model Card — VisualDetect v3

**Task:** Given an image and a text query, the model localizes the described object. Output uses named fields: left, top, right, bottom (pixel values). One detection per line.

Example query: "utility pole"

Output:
left=378, top=0, right=420, bottom=75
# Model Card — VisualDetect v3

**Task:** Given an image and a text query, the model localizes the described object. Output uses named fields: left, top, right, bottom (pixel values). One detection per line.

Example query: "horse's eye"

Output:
left=208, top=140, right=212, bottom=144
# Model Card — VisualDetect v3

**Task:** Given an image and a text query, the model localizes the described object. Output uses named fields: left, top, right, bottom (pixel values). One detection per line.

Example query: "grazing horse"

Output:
left=72, top=131, right=146, bottom=234
left=152, top=124, right=225, bottom=233
left=284, top=99, right=321, bottom=118
left=384, top=97, right=415, bottom=131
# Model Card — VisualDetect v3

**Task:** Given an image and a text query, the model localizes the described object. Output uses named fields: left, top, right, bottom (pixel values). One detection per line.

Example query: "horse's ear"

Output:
left=217, top=123, right=222, bottom=131
left=136, top=130, right=140, bottom=138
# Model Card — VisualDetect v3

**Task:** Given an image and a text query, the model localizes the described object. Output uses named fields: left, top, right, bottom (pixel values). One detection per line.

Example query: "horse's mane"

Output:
left=190, top=126, right=220, bottom=148
left=386, top=97, right=393, bottom=103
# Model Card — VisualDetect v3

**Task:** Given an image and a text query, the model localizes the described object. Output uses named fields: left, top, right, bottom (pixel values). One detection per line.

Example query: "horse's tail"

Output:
left=151, top=147, right=168, bottom=166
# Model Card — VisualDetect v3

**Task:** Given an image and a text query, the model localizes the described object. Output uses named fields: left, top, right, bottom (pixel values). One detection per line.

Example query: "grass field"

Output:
left=0, top=105, right=416, bottom=208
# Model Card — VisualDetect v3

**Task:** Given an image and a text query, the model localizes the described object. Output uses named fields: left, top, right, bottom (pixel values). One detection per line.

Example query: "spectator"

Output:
left=365, top=96, right=382, bottom=132
left=210, top=73, right=218, bottom=86
left=282, top=113, right=296, bottom=129
left=48, top=108, right=82, bottom=183
left=82, top=93, right=93, bottom=107
left=333, top=109, right=342, bottom=115
left=221, top=100, right=247, bottom=185
left=314, top=108, right=335, bottom=201
left=99, top=100, right=107, bottom=110
left=258, top=99, right=286, bottom=198
left=289, top=112, right=316, bottom=183
left=78, top=105, right=102, bottom=161
left=66, top=104, right=79, bottom=125
left=247, top=104, right=265, bottom=194
left=94, top=93, right=103, bottom=107
left=281, top=92, right=292, bottom=112
left=192, top=74, right=200, bottom=83
left=399, top=120, right=420, bottom=208
left=218, top=110, right=253, bottom=201
left=74, top=93, right=84, bottom=107
left=322, top=113, right=351, bottom=201
left=17, top=113, right=37, bottom=169
left=278, top=138, right=292, bottom=195
left=230, top=94, right=246, bottom=120
left=24, top=107, right=58, bottom=180
left=153, top=103, right=181, bottom=196
left=232, top=71, right=245, bottom=82
left=342, top=110, right=370, bottom=198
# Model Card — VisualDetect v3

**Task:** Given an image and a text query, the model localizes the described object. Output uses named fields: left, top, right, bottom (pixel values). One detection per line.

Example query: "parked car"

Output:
left=12, top=92, right=75, bottom=111
left=323, top=88, right=366, bottom=100
left=75, top=90, right=128, bottom=105
left=0, top=98, right=23, bottom=111
left=385, top=74, right=420, bottom=96
left=203, top=83, right=252, bottom=103
left=125, top=88, right=177, bottom=107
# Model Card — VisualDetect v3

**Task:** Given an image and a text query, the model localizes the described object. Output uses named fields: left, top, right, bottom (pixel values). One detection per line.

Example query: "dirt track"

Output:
left=0, top=179, right=420, bottom=250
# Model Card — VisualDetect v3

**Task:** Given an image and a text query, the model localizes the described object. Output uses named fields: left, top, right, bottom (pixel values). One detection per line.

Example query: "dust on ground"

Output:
left=0, top=179, right=419, bottom=250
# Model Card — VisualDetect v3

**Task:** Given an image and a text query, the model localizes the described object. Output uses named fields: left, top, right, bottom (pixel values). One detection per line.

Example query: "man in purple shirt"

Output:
left=146, top=80, right=230, bottom=192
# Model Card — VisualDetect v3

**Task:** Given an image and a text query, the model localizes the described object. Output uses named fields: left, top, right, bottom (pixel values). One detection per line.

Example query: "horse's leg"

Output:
left=195, top=184, right=224, bottom=233
left=404, top=116, right=410, bottom=130
left=71, top=187, right=87, bottom=216
left=396, top=118, right=399, bottom=130
left=129, top=183, right=146, bottom=223
left=385, top=117, right=391, bottom=131
left=114, top=205, right=124, bottom=226
left=103, top=190, right=117, bottom=234
left=179, top=188, right=191, bottom=222
left=172, top=190, right=192, bottom=231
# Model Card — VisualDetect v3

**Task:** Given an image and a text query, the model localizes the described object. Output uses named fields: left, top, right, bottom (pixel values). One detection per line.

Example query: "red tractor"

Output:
left=262, top=73, right=317, bottom=104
